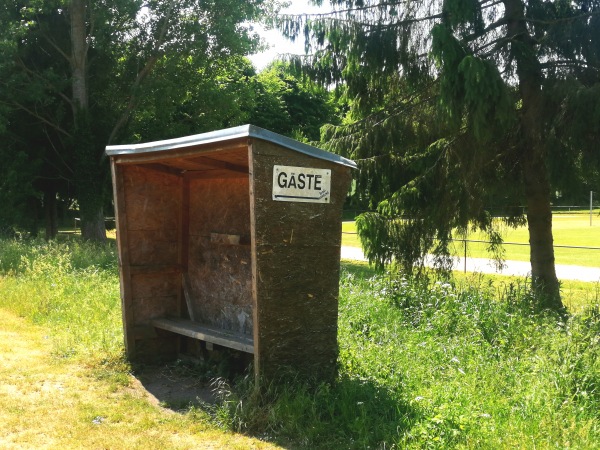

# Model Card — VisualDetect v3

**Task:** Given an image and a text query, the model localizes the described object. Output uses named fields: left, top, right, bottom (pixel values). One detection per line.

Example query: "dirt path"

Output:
left=0, top=309, right=280, bottom=450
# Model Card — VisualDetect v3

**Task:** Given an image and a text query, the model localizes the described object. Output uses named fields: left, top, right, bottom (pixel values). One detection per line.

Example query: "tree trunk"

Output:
left=523, top=156, right=562, bottom=309
left=80, top=205, right=106, bottom=242
left=70, top=0, right=87, bottom=112
left=70, top=0, right=107, bottom=243
left=504, top=0, right=563, bottom=309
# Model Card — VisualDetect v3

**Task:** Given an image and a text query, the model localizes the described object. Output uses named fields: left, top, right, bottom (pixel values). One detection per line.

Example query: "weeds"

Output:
left=0, top=237, right=123, bottom=378
left=1, top=239, right=599, bottom=448
left=213, top=265, right=600, bottom=448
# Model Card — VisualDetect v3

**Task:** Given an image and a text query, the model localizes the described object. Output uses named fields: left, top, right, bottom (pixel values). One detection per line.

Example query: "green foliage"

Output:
left=249, top=61, right=341, bottom=141
left=442, top=0, right=484, bottom=33
left=283, top=0, right=600, bottom=305
left=0, top=145, right=42, bottom=236
left=1, top=239, right=599, bottom=447
left=0, top=238, right=120, bottom=360
left=207, top=265, right=600, bottom=448
left=0, top=0, right=278, bottom=238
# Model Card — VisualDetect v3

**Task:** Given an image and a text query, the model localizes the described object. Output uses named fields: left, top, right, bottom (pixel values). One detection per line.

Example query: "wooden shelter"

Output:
left=106, top=125, right=355, bottom=380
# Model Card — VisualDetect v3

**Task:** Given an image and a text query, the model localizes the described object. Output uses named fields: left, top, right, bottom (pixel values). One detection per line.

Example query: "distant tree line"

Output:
left=0, top=1, right=339, bottom=241
left=3, top=0, right=600, bottom=311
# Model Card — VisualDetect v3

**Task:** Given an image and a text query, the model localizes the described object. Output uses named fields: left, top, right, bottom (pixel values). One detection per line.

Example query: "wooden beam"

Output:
left=184, top=156, right=248, bottom=174
left=178, top=176, right=190, bottom=322
left=143, top=163, right=183, bottom=177
left=247, top=141, right=261, bottom=380
left=184, top=169, right=248, bottom=180
left=111, top=160, right=135, bottom=357
left=113, top=139, right=248, bottom=165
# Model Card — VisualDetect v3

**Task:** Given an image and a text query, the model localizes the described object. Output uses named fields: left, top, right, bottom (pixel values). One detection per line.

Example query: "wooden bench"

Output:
left=152, top=317, right=254, bottom=354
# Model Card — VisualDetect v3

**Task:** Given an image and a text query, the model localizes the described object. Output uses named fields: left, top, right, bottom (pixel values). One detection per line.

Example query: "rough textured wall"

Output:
left=187, top=176, right=253, bottom=335
left=250, top=140, right=352, bottom=381
left=118, top=164, right=182, bottom=358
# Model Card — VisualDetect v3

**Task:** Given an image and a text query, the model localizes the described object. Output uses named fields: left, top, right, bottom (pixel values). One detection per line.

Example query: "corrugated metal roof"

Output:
left=105, top=124, right=357, bottom=169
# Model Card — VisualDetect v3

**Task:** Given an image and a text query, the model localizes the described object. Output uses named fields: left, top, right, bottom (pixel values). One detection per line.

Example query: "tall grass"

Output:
left=1, top=239, right=599, bottom=448
left=0, top=238, right=122, bottom=366
left=216, top=265, right=600, bottom=449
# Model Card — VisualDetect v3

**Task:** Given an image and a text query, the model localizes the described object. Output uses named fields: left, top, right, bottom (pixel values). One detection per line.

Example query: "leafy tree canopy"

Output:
left=0, top=0, right=279, bottom=239
left=249, top=60, right=342, bottom=141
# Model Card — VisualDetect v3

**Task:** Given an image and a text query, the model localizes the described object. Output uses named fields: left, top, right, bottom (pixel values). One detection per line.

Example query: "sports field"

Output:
left=342, top=211, right=600, bottom=267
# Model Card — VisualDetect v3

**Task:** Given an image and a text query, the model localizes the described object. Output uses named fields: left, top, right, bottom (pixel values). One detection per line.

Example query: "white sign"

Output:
left=272, top=165, right=331, bottom=203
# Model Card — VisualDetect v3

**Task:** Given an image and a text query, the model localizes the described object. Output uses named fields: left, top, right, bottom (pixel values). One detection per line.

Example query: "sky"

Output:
left=248, top=1, right=330, bottom=70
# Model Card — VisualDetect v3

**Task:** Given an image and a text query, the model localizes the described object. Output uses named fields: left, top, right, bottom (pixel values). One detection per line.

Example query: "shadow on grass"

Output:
left=131, top=358, right=416, bottom=449
left=132, top=360, right=218, bottom=411
left=215, top=371, right=417, bottom=449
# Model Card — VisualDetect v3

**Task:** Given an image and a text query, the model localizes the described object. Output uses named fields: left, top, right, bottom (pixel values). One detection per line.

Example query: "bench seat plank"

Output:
left=152, top=318, right=254, bottom=354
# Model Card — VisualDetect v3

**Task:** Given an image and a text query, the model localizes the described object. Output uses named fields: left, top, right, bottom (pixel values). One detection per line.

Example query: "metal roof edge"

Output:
left=105, top=124, right=357, bottom=169
left=246, top=125, right=357, bottom=169
left=105, top=125, right=252, bottom=155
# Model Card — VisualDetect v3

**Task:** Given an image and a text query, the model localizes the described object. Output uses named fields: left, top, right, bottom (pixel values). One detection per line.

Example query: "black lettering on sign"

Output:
left=288, top=173, right=297, bottom=188
left=314, top=175, right=322, bottom=191
left=278, top=171, right=287, bottom=188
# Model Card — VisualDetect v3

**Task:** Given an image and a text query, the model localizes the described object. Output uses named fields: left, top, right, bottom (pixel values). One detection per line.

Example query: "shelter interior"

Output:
left=116, top=138, right=255, bottom=358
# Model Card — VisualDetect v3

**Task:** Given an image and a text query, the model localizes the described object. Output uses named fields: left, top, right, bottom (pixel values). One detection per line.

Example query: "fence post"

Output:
left=591, top=191, right=593, bottom=227
left=463, top=239, right=467, bottom=273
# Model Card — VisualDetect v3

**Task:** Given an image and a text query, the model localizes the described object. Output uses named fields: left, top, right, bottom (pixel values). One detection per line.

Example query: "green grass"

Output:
left=1, top=238, right=600, bottom=448
left=0, top=238, right=122, bottom=362
left=217, top=262, right=600, bottom=448
left=342, top=212, right=600, bottom=267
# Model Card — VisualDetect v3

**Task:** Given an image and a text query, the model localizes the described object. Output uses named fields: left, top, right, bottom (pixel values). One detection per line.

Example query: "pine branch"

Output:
left=475, top=35, right=511, bottom=56
left=540, top=59, right=600, bottom=71
left=462, top=17, right=509, bottom=43
left=322, top=80, right=439, bottom=156
left=290, top=1, right=422, bottom=18
left=287, top=12, right=444, bottom=30
left=525, top=10, right=600, bottom=26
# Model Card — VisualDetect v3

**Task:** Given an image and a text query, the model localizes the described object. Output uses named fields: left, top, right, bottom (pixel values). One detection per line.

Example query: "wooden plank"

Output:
left=143, top=163, right=183, bottom=177
left=248, top=142, right=261, bottom=379
left=173, top=156, right=248, bottom=174
left=181, top=273, right=196, bottom=321
left=152, top=318, right=254, bottom=354
left=179, top=176, right=190, bottom=324
left=111, top=160, right=135, bottom=357
left=128, top=264, right=182, bottom=275
left=113, top=139, right=248, bottom=165
left=185, top=169, right=248, bottom=180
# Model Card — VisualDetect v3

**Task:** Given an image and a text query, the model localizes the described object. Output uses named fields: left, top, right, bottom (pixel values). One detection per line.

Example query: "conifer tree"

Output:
left=284, top=0, right=600, bottom=309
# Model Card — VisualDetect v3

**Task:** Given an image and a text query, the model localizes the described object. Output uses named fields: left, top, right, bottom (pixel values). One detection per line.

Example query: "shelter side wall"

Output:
left=187, top=176, right=253, bottom=335
left=250, top=140, right=352, bottom=380
left=118, top=164, right=182, bottom=358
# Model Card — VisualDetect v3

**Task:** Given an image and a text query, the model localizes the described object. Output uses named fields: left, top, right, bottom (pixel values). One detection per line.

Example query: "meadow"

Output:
left=342, top=211, right=600, bottom=267
left=0, top=237, right=599, bottom=448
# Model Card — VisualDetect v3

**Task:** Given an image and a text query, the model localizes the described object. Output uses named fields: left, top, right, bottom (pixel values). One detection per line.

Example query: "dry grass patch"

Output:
left=0, top=309, right=280, bottom=450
